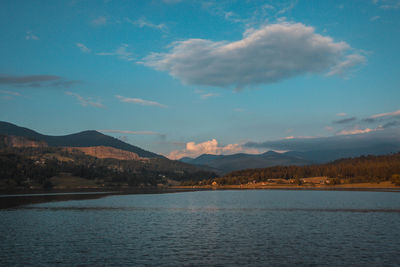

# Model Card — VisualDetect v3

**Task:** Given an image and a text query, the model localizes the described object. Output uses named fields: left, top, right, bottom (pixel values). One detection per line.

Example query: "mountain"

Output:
left=284, top=144, right=400, bottom=163
left=180, top=151, right=310, bottom=174
left=0, top=121, right=161, bottom=158
left=179, top=157, right=195, bottom=164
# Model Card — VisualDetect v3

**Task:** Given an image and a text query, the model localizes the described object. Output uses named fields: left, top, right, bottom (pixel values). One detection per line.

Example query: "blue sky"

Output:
left=1, top=0, right=400, bottom=159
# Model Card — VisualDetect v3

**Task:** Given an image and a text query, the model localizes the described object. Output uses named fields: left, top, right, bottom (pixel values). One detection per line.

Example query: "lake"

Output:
left=1, top=190, right=400, bottom=266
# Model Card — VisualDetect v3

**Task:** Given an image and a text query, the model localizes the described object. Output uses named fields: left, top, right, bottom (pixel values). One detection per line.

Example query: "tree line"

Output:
left=0, top=146, right=217, bottom=189
left=187, top=153, right=400, bottom=186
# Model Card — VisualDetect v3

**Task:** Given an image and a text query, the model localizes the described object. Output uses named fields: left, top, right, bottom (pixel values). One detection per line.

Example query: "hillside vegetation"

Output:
left=0, top=146, right=216, bottom=190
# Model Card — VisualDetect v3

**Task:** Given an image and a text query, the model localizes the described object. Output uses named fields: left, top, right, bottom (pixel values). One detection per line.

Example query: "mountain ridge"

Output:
left=0, top=121, right=162, bottom=158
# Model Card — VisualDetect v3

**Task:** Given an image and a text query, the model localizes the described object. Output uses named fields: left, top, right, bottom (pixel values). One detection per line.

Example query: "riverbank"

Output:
left=173, top=181, right=400, bottom=191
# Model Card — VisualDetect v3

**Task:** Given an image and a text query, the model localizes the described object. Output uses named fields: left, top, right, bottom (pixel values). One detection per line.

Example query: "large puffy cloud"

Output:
left=144, top=22, right=364, bottom=89
left=168, top=139, right=261, bottom=159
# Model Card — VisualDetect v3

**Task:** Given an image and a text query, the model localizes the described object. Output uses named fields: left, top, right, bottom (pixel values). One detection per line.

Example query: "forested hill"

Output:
left=0, top=121, right=161, bottom=158
left=197, top=153, right=400, bottom=185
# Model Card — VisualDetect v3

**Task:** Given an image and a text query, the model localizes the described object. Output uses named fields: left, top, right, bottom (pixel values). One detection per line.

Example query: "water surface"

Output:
left=1, top=190, right=399, bottom=266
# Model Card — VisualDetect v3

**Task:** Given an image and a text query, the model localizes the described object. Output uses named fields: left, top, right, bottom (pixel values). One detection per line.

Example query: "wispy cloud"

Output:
left=125, top=18, right=167, bottom=32
left=0, top=90, right=22, bottom=100
left=65, top=92, right=104, bottom=108
left=76, top=43, right=91, bottom=53
left=370, top=109, right=400, bottom=119
left=370, top=15, right=381, bottom=21
left=336, top=125, right=384, bottom=136
left=201, top=93, right=219, bottom=99
left=0, top=74, right=59, bottom=84
left=115, top=95, right=167, bottom=108
left=283, top=135, right=320, bottom=140
left=97, top=44, right=134, bottom=61
left=194, top=89, right=219, bottom=99
left=0, top=90, right=21, bottom=96
left=326, top=54, right=366, bottom=77
left=167, top=139, right=261, bottom=160
left=374, top=0, right=400, bottom=9
left=333, top=117, right=357, bottom=124
left=0, top=74, right=79, bottom=88
left=91, top=16, right=107, bottom=26
left=25, top=31, right=39, bottom=40
left=145, top=22, right=365, bottom=89
left=336, top=112, right=348, bottom=117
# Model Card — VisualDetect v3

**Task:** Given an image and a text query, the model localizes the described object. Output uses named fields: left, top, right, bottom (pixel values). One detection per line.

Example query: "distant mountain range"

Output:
left=180, top=144, right=400, bottom=174
left=180, top=151, right=311, bottom=173
left=2, top=121, right=399, bottom=175
left=0, top=121, right=161, bottom=158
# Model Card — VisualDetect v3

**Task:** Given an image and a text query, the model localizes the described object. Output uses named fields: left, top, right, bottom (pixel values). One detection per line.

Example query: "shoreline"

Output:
left=173, top=181, right=400, bottom=191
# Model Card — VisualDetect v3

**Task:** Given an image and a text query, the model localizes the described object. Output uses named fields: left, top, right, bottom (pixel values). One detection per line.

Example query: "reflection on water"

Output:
left=1, top=190, right=400, bottom=266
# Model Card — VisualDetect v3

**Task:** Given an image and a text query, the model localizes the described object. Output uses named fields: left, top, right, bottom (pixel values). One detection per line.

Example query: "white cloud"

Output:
left=126, top=18, right=167, bottom=32
left=97, top=44, right=134, bottom=61
left=65, top=92, right=104, bottom=108
left=144, top=22, right=364, bottom=89
left=336, top=125, right=383, bottom=136
left=25, top=31, right=39, bottom=40
left=326, top=54, right=366, bottom=76
left=91, top=16, right=107, bottom=26
left=336, top=112, right=347, bottom=116
left=370, top=109, right=400, bottom=118
left=115, top=95, right=167, bottom=108
left=167, top=139, right=261, bottom=159
left=76, top=43, right=91, bottom=53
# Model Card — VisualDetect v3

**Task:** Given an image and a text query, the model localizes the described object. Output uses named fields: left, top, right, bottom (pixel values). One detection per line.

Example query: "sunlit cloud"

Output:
left=336, top=126, right=384, bottom=136
left=370, top=109, right=400, bottom=119
left=336, top=112, right=347, bottom=117
left=115, top=95, right=167, bottom=108
left=167, top=139, right=261, bottom=159
left=145, top=22, right=364, bottom=89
